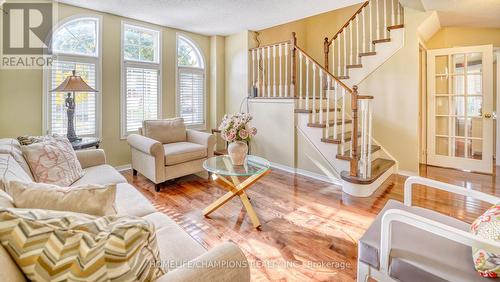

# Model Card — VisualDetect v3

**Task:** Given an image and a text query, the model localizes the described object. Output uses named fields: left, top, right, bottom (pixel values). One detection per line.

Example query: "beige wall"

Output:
left=358, top=8, right=434, bottom=173
left=224, top=31, right=251, bottom=114
left=0, top=3, right=211, bottom=167
left=257, top=4, right=362, bottom=63
left=210, top=35, right=226, bottom=150
left=426, top=27, right=500, bottom=49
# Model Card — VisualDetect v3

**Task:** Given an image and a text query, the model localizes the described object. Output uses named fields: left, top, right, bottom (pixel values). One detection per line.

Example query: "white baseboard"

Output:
left=397, top=169, right=419, bottom=177
left=115, top=164, right=131, bottom=172
left=269, top=161, right=343, bottom=186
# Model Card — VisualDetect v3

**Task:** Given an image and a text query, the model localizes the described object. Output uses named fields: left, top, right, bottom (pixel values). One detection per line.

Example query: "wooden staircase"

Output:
left=248, top=0, right=404, bottom=197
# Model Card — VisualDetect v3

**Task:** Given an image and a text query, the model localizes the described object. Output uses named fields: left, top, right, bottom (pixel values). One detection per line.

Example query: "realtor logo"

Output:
left=1, top=0, right=56, bottom=69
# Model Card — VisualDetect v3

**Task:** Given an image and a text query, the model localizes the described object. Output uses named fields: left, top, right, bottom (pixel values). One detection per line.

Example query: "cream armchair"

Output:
left=127, top=118, right=216, bottom=192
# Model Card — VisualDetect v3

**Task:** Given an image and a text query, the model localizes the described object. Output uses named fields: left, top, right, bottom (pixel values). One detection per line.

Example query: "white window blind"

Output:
left=178, top=67, right=204, bottom=125
left=125, top=67, right=159, bottom=133
left=50, top=60, right=97, bottom=136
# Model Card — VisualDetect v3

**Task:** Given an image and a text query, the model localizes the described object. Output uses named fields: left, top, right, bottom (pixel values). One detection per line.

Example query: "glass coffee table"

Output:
left=203, top=155, right=271, bottom=229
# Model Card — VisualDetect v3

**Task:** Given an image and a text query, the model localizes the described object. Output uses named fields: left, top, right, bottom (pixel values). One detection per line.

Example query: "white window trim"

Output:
left=42, top=14, right=103, bottom=138
left=120, top=21, right=162, bottom=139
left=175, top=33, right=207, bottom=130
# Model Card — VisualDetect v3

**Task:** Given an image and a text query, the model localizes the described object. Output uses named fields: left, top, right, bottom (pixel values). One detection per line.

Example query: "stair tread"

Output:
left=340, top=158, right=395, bottom=184
left=336, top=145, right=381, bottom=161
left=387, top=24, right=404, bottom=30
left=338, top=76, right=350, bottom=79
left=373, top=38, right=391, bottom=44
left=346, top=64, right=363, bottom=68
left=295, top=108, right=340, bottom=114
left=307, top=120, right=352, bottom=128
left=321, top=131, right=361, bottom=144
left=359, top=52, right=376, bottom=57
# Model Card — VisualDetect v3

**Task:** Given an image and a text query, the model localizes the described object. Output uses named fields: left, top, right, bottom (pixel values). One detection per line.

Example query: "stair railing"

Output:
left=250, top=32, right=375, bottom=179
left=324, top=0, right=404, bottom=77
left=249, top=35, right=296, bottom=98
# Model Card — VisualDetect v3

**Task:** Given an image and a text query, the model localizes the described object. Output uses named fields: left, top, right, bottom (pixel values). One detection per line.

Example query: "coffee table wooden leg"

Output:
left=238, top=192, right=261, bottom=228
left=203, top=189, right=238, bottom=216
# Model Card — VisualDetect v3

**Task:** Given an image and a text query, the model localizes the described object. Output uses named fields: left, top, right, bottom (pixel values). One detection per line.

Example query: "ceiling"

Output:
left=57, top=0, right=363, bottom=36
left=402, top=0, right=500, bottom=28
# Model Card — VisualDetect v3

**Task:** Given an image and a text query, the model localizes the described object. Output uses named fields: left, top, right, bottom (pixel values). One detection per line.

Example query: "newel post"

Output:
left=350, top=85, right=359, bottom=177
left=324, top=37, right=330, bottom=72
left=291, top=32, right=297, bottom=97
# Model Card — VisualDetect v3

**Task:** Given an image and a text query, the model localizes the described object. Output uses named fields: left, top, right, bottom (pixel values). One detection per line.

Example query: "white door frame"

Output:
left=427, top=45, right=494, bottom=173
left=495, top=49, right=500, bottom=166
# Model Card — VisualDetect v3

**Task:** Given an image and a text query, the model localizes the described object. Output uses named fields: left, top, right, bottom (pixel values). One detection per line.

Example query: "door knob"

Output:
left=484, top=113, right=492, bottom=119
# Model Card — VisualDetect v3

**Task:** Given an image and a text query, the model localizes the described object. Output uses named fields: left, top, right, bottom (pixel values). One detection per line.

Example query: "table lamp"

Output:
left=50, top=70, right=98, bottom=142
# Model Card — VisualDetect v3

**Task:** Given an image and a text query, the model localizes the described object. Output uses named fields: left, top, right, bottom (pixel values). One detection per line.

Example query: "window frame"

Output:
left=43, top=14, right=103, bottom=138
left=120, top=21, right=162, bottom=139
left=176, top=33, right=207, bottom=130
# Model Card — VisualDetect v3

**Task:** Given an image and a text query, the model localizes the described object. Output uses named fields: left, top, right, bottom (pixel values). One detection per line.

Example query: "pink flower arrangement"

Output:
left=219, top=113, right=257, bottom=142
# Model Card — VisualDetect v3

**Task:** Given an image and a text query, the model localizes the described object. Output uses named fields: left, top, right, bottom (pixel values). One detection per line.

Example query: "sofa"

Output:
left=357, top=176, right=500, bottom=282
left=127, top=118, right=216, bottom=192
left=0, top=138, right=250, bottom=282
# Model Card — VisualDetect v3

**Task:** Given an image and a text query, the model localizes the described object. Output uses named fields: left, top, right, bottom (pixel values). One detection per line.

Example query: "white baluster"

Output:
left=333, top=81, right=338, bottom=138
left=299, top=52, right=303, bottom=108
left=362, top=8, right=366, bottom=54
left=319, top=70, right=323, bottom=125
left=367, top=100, right=373, bottom=178
left=305, top=58, right=310, bottom=110
left=343, top=30, right=347, bottom=76
left=261, top=48, right=265, bottom=97
left=279, top=44, right=283, bottom=97
left=349, top=21, right=353, bottom=65
left=391, top=0, right=396, bottom=26
left=325, top=76, right=331, bottom=139
left=341, top=88, right=346, bottom=153
left=273, top=45, right=277, bottom=97
left=267, top=46, right=271, bottom=97
left=312, top=64, right=317, bottom=124
left=356, top=16, right=360, bottom=64
left=383, top=0, right=388, bottom=38
left=369, top=1, right=374, bottom=52
left=285, top=43, right=289, bottom=97
left=251, top=50, right=256, bottom=92
left=255, top=49, right=262, bottom=97
left=331, top=43, right=335, bottom=76
left=337, top=35, right=341, bottom=76
left=376, top=0, right=381, bottom=40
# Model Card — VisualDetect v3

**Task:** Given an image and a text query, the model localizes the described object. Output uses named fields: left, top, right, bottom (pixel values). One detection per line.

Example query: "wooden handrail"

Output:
left=324, top=37, right=330, bottom=72
left=295, top=45, right=353, bottom=93
left=329, top=1, right=369, bottom=43
left=248, top=40, right=290, bottom=51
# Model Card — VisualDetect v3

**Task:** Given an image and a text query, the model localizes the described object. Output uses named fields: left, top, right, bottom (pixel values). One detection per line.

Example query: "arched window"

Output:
left=177, top=34, right=205, bottom=126
left=46, top=16, right=100, bottom=137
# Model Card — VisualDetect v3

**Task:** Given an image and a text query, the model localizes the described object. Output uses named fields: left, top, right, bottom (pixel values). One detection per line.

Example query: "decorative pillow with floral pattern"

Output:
left=471, top=204, right=500, bottom=278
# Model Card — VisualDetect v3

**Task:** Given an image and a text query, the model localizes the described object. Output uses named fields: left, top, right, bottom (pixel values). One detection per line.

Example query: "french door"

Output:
left=427, top=45, right=494, bottom=173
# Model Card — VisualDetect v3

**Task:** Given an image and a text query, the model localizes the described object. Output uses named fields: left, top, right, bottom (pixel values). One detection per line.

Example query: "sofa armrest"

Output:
left=404, top=176, right=500, bottom=206
left=127, top=134, right=163, bottom=157
left=186, top=130, right=216, bottom=157
left=75, top=149, right=106, bottom=169
left=379, top=209, right=500, bottom=274
left=155, top=242, right=250, bottom=282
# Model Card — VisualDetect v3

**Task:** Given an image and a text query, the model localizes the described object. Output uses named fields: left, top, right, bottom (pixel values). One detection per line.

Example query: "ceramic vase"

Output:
left=228, top=141, right=248, bottom=165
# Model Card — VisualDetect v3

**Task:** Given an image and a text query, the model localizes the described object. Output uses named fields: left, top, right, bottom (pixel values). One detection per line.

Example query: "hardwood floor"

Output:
left=122, top=164, right=499, bottom=282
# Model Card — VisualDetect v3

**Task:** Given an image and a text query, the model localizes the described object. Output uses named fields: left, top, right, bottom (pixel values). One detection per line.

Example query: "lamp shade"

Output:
left=50, top=70, right=97, bottom=92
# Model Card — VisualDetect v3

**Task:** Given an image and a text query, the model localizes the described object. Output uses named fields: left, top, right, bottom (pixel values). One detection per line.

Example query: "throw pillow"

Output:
left=22, top=136, right=84, bottom=186
left=0, top=208, right=165, bottom=282
left=471, top=204, right=500, bottom=278
left=17, top=135, right=51, bottom=146
left=7, top=181, right=117, bottom=216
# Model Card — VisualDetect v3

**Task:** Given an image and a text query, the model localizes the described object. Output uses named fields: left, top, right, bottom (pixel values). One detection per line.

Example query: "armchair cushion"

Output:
left=164, top=142, right=207, bottom=166
left=143, top=118, right=186, bottom=144
left=359, top=200, right=489, bottom=282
